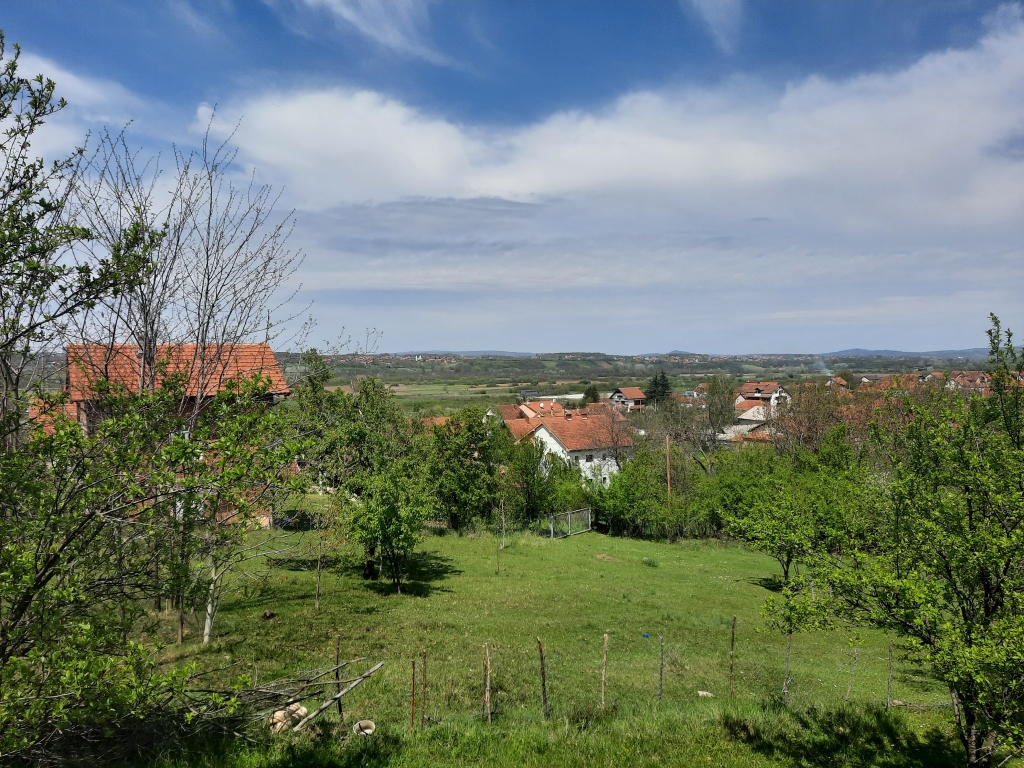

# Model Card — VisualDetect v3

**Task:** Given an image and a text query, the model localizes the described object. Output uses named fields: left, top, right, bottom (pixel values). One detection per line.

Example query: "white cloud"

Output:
left=201, top=10, right=1024, bottom=350
left=209, top=13, right=1024, bottom=241
left=688, top=0, right=743, bottom=54
left=296, top=0, right=448, bottom=63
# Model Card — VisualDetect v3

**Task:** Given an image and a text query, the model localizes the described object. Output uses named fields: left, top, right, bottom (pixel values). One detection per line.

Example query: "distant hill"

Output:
left=400, top=350, right=537, bottom=357
left=821, top=348, right=989, bottom=359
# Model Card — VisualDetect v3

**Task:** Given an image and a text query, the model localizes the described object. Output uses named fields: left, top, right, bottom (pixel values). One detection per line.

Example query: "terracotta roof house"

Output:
left=947, top=370, right=991, bottom=396
left=64, top=342, right=289, bottom=434
left=610, top=387, right=646, bottom=410
left=734, top=381, right=791, bottom=406
left=490, top=400, right=634, bottom=484
left=826, top=376, right=848, bottom=388
left=532, top=410, right=635, bottom=485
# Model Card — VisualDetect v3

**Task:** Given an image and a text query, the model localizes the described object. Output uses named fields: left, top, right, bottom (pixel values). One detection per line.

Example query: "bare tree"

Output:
left=68, top=123, right=307, bottom=642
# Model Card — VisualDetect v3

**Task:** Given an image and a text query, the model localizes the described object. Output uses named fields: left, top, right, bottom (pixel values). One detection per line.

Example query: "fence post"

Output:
left=410, top=660, right=416, bottom=732
left=485, top=645, right=492, bottom=722
left=601, top=633, right=608, bottom=709
left=550, top=516, right=554, bottom=539
left=420, top=650, right=427, bottom=729
left=335, top=635, right=344, bottom=723
left=537, top=637, right=549, bottom=720
left=729, top=616, right=736, bottom=698
left=887, top=640, right=893, bottom=709
left=658, top=635, right=664, bottom=704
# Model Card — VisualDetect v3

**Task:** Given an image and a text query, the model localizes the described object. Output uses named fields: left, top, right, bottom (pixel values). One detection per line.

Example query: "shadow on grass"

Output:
left=260, top=732, right=404, bottom=768
left=748, top=575, right=785, bottom=592
left=363, top=551, right=463, bottom=598
left=723, top=702, right=961, bottom=768
left=267, top=556, right=347, bottom=572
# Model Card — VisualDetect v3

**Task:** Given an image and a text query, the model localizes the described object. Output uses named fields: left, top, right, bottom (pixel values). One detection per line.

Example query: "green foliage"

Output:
left=500, top=438, right=550, bottom=524
left=596, top=443, right=667, bottom=537
left=0, top=375, right=291, bottom=758
left=583, top=383, right=600, bottom=404
left=793, top=317, right=1024, bottom=766
left=645, top=370, right=672, bottom=404
left=345, top=461, right=433, bottom=593
left=428, top=407, right=508, bottom=531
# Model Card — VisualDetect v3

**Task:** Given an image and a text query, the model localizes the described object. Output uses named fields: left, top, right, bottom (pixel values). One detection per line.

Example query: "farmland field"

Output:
left=148, top=525, right=973, bottom=767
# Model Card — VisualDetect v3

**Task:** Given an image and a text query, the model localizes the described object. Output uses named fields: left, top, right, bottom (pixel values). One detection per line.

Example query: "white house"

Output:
left=609, top=387, right=646, bottom=410
left=733, top=381, right=791, bottom=408
left=531, top=411, right=635, bottom=485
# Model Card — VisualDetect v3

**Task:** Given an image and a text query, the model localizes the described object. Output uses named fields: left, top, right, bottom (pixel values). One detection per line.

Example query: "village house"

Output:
left=609, top=386, right=646, bottom=410
left=43, top=343, right=292, bottom=527
left=733, top=381, right=791, bottom=407
left=63, top=342, right=290, bottom=435
left=946, top=370, right=992, bottom=396
left=492, top=400, right=635, bottom=484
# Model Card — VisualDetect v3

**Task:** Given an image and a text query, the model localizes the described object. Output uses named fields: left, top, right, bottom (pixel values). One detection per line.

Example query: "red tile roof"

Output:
left=507, top=418, right=541, bottom=441
left=66, top=343, right=290, bottom=401
left=497, top=404, right=522, bottom=421
left=615, top=387, right=646, bottom=400
left=536, top=412, right=635, bottom=452
left=735, top=398, right=763, bottom=412
left=738, top=381, right=781, bottom=397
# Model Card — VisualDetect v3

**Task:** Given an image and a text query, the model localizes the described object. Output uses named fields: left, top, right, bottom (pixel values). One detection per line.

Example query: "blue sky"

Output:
left=6, top=1, right=1024, bottom=353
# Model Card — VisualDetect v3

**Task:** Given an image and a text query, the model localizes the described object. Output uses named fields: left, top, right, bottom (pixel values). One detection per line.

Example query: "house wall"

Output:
left=531, top=426, right=628, bottom=486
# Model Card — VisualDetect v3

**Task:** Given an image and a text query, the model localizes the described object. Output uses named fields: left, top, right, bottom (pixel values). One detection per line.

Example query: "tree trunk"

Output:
left=203, top=560, right=218, bottom=644
left=315, top=537, right=323, bottom=611
left=363, top=543, right=377, bottom=580
left=958, top=696, right=998, bottom=767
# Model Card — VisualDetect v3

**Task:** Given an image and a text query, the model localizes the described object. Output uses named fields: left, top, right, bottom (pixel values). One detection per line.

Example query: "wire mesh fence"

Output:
left=543, top=507, right=592, bottom=539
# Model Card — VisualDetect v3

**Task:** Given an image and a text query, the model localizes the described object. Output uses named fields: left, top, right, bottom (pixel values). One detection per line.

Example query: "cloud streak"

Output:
left=688, top=0, right=743, bottom=54
left=296, top=0, right=449, bottom=63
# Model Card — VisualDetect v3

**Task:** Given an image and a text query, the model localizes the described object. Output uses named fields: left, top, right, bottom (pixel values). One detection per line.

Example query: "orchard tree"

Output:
left=346, top=460, right=433, bottom=594
left=809, top=317, right=1024, bottom=767
left=428, top=406, right=507, bottom=531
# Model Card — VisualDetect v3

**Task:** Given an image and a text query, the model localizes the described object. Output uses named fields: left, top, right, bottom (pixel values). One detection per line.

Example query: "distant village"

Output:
left=467, top=369, right=995, bottom=484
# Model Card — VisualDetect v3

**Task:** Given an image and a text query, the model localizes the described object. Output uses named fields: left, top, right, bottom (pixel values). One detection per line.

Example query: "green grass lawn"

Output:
left=153, top=529, right=970, bottom=767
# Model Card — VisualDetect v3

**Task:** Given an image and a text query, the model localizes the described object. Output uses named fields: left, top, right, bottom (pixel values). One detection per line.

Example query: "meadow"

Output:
left=151, top=528, right=968, bottom=767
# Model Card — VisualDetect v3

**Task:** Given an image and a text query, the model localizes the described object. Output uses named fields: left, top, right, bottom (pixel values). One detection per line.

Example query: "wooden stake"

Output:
left=482, top=645, right=488, bottom=720
left=601, top=633, right=608, bottom=709
left=887, top=640, right=893, bottom=709
left=420, top=650, right=427, bottom=730
left=729, top=615, right=736, bottom=698
left=845, top=648, right=859, bottom=701
left=537, top=637, right=549, bottom=720
left=485, top=644, right=492, bottom=722
left=782, top=631, right=793, bottom=705
left=666, top=435, right=672, bottom=499
left=410, top=660, right=416, bottom=732
left=658, top=634, right=664, bottom=704
left=335, top=635, right=344, bottom=723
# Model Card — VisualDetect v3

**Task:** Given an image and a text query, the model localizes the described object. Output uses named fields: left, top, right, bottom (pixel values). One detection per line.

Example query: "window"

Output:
left=586, top=454, right=594, bottom=462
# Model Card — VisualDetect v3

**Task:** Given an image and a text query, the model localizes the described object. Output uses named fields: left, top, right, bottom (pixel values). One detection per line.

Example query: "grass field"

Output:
left=153, top=528, right=971, bottom=767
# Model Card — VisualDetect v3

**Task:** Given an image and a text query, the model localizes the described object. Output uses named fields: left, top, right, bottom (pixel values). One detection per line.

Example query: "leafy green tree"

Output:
left=645, top=370, right=672, bottom=405
left=1, top=374, right=291, bottom=758
left=807, top=317, right=1024, bottom=767
left=346, top=460, right=433, bottom=593
left=500, top=437, right=551, bottom=524
left=597, top=444, right=666, bottom=537
left=428, top=406, right=507, bottom=531
left=0, top=36, right=147, bottom=447
left=583, top=384, right=600, bottom=404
